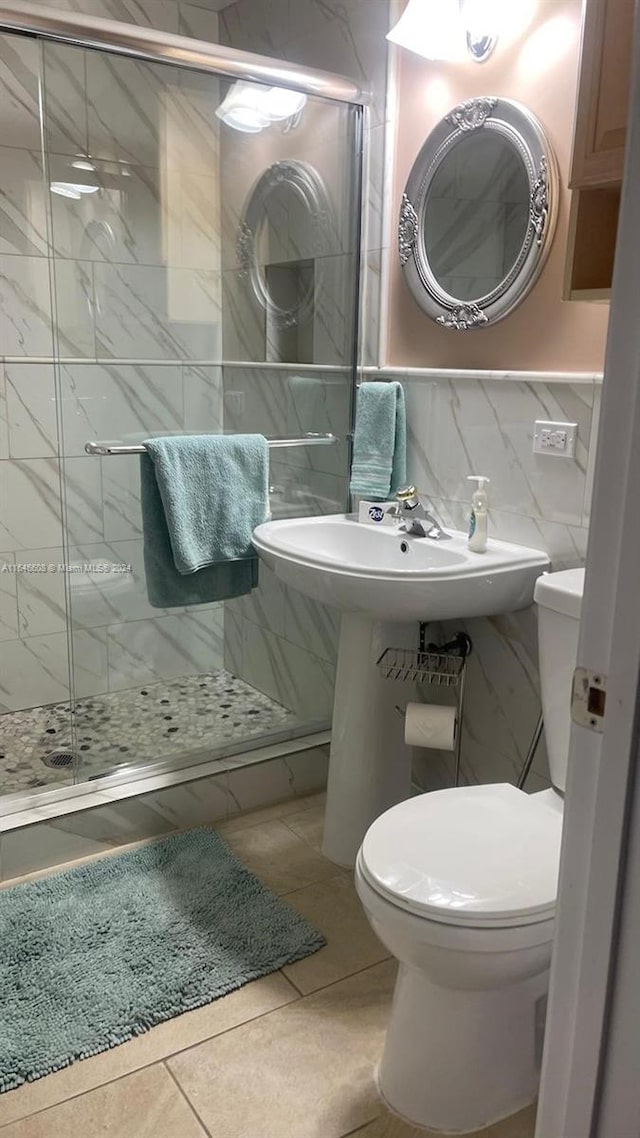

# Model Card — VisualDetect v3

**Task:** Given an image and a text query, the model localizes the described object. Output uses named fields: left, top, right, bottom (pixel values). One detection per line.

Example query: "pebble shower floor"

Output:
left=0, top=671, right=297, bottom=796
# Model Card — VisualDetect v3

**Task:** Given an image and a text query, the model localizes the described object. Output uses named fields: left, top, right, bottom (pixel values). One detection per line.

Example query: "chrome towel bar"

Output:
left=84, top=433, right=338, bottom=456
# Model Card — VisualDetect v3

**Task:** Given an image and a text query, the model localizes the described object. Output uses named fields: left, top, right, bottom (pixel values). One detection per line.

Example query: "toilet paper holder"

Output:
left=378, top=631, right=472, bottom=786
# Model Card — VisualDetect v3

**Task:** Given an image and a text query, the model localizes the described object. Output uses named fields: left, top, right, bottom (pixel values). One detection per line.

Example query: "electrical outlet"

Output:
left=533, top=420, right=577, bottom=458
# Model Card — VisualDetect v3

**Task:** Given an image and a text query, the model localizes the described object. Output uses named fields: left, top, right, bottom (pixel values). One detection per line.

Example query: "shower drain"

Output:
left=42, top=750, right=78, bottom=769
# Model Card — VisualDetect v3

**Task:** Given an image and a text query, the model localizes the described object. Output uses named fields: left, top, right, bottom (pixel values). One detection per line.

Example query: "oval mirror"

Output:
left=237, top=159, right=332, bottom=330
left=399, top=97, right=558, bottom=329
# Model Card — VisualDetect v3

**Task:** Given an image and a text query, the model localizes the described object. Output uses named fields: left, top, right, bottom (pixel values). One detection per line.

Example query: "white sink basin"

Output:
left=253, top=514, right=550, bottom=622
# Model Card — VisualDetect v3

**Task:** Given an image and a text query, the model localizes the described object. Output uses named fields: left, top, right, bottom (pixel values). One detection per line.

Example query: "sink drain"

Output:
left=42, top=750, right=78, bottom=769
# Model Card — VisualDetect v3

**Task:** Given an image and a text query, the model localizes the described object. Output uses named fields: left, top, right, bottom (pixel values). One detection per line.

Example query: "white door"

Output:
left=535, top=5, right=640, bottom=1135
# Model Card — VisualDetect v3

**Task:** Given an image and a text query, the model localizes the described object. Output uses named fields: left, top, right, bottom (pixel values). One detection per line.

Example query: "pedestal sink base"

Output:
left=322, top=613, right=414, bottom=867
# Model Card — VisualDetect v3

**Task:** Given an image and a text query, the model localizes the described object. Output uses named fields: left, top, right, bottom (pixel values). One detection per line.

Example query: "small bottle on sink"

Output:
left=467, top=476, right=490, bottom=553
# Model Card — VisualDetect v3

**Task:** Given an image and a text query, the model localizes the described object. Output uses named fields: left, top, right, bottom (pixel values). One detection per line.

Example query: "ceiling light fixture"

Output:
left=216, top=81, right=307, bottom=133
left=71, top=158, right=96, bottom=171
left=50, top=181, right=100, bottom=198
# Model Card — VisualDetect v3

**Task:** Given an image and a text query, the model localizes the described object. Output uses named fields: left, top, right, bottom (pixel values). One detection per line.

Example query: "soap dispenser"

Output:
left=467, top=476, right=490, bottom=553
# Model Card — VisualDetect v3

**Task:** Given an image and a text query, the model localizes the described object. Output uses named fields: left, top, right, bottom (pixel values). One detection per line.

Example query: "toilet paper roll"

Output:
left=404, top=703, right=457, bottom=751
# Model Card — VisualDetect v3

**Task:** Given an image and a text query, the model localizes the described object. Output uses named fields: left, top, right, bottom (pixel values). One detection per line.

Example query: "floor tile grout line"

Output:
left=339, top=1106, right=388, bottom=1138
left=0, top=960, right=393, bottom=1130
left=0, top=981, right=302, bottom=1132
left=163, top=1058, right=214, bottom=1138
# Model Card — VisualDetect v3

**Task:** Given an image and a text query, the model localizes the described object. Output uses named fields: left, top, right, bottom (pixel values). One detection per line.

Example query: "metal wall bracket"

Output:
left=572, top=668, right=607, bottom=732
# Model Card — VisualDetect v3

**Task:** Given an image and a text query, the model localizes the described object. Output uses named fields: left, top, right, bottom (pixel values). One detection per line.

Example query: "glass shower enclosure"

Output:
left=0, top=11, right=362, bottom=808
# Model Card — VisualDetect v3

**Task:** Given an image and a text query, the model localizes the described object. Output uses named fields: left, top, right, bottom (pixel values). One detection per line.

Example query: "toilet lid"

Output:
left=359, top=784, right=563, bottom=928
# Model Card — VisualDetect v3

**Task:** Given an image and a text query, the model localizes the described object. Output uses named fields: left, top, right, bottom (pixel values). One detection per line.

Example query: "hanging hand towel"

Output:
left=140, top=433, right=269, bottom=608
left=349, top=381, right=407, bottom=501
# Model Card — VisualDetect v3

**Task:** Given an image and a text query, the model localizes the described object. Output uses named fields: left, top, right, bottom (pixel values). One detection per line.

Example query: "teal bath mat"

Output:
left=0, top=828, right=325, bottom=1093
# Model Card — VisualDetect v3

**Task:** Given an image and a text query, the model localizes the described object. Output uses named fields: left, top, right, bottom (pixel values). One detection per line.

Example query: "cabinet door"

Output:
left=571, top=0, right=634, bottom=187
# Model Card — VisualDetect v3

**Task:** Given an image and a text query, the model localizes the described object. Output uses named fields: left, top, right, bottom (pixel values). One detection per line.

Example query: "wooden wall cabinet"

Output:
left=564, top=0, right=634, bottom=301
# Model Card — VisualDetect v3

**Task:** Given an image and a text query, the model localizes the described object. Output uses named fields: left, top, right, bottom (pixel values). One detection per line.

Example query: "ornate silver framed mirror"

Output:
left=398, top=97, right=559, bottom=329
left=237, top=159, right=332, bottom=330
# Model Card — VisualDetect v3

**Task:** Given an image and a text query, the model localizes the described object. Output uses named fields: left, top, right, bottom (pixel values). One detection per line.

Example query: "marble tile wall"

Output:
left=0, top=8, right=225, bottom=718
left=221, top=363, right=348, bottom=720
left=367, top=368, right=599, bottom=793
left=218, top=0, right=393, bottom=366
left=216, top=1, right=378, bottom=724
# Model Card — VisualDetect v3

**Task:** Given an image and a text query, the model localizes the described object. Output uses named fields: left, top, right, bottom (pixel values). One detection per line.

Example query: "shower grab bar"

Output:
left=84, top=434, right=338, bottom=456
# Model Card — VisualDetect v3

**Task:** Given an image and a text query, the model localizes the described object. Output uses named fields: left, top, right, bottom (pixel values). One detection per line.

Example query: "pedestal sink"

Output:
left=253, top=515, right=550, bottom=866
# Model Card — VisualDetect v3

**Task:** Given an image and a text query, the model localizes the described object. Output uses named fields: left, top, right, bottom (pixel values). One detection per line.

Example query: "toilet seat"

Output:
left=359, top=783, right=563, bottom=929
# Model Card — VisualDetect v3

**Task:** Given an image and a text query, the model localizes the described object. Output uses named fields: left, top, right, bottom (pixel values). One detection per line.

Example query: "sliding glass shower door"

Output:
left=1, top=35, right=362, bottom=790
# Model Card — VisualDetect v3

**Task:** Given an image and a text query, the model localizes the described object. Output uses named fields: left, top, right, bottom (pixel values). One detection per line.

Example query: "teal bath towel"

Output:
left=349, top=381, right=407, bottom=500
left=141, top=434, right=269, bottom=608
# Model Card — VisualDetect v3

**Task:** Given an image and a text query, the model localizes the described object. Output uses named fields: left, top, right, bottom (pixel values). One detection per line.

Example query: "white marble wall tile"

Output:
left=72, top=626, right=110, bottom=697
left=15, top=546, right=67, bottom=637
left=222, top=365, right=284, bottom=435
left=86, top=54, right=220, bottom=172
left=102, top=457, right=143, bottom=542
left=67, top=538, right=220, bottom=627
left=63, top=456, right=104, bottom=544
left=219, top=0, right=290, bottom=56
left=283, top=0, right=390, bottom=127
left=106, top=608, right=225, bottom=691
left=404, top=377, right=594, bottom=527
left=223, top=604, right=244, bottom=677
left=0, top=458, right=62, bottom=550
left=0, top=367, right=8, bottom=459
left=93, top=263, right=221, bottom=359
left=364, top=124, right=386, bottom=258
left=361, top=247, right=382, bottom=369
left=0, top=147, right=49, bottom=257
left=183, top=365, right=224, bottom=433
left=45, top=0, right=181, bottom=32
left=59, top=363, right=183, bottom=456
left=0, top=629, right=70, bottom=712
left=0, top=255, right=55, bottom=356
left=178, top=4, right=220, bottom=38
left=0, top=551, right=18, bottom=642
left=240, top=621, right=335, bottom=721
left=4, top=364, right=57, bottom=458
left=52, top=259, right=96, bottom=357
left=226, top=563, right=287, bottom=637
left=42, top=42, right=90, bottom=158
left=48, top=158, right=220, bottom=272
left=283, top=587, right=340, bottom=663
left=0, top=35, right=43, bottom=152
left=312, top=253, right=357, bottom=366
left=221, top=268, right=266, bottom=362
left=225, top=747, right=329, bottom=811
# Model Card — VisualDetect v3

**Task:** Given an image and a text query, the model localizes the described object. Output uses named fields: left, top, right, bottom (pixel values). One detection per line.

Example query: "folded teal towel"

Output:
left=349, top=381, right=407, bottom=500
left=140, top=434, right=269, bottom=608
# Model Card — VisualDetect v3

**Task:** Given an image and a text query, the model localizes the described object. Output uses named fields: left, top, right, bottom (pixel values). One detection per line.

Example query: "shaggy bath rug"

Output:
left=0, top=827, right=325, bottom=1092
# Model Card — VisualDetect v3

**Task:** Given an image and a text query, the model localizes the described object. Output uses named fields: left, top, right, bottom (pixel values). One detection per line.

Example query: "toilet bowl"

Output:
left=355, top=568, right=584, bottom=1134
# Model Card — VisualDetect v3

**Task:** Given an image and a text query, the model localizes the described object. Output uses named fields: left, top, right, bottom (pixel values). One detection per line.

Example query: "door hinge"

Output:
left=572, top=668, right=607, bottom=733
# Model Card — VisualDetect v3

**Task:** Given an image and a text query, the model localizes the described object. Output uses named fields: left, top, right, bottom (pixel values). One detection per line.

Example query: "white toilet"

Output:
left=355, top=567, right=584, bottom=1135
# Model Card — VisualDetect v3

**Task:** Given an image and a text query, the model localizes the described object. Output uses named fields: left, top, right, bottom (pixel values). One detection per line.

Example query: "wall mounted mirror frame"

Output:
left=237, top=159, right=332, bottom=332
left=399, top=96, right=559, bottom=330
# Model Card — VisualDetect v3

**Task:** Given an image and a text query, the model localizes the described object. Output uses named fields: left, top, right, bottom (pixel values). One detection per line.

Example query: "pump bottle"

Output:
left=467, top=476, right=490, bottom=553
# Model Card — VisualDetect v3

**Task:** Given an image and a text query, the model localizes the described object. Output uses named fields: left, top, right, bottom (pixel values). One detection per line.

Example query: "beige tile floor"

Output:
left=0, top=795, right=537, bottom=1138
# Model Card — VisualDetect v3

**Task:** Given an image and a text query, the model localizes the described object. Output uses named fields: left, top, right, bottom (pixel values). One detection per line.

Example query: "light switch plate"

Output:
left=533, top=420, right=578, bottom=458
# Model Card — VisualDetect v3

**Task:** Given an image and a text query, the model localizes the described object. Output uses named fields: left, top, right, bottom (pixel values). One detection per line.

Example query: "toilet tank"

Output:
left=534, top=568, right=585, bottom=793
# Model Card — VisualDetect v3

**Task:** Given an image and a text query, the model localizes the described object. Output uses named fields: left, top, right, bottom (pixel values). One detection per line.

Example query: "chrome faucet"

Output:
left=390, top=486, right=451, bottom=540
